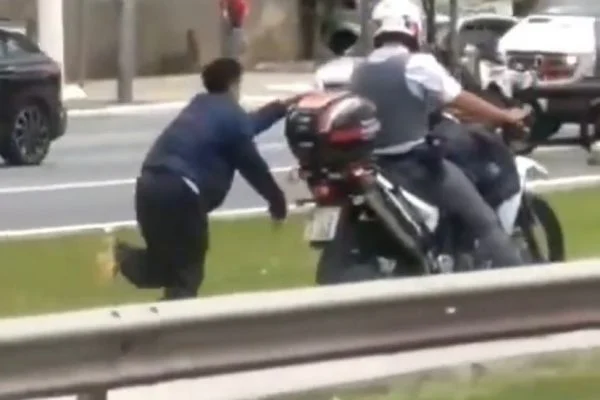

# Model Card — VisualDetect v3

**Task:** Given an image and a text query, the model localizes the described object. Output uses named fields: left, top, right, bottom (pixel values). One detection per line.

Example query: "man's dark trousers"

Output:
left=127, top=169, right=208, bottom=299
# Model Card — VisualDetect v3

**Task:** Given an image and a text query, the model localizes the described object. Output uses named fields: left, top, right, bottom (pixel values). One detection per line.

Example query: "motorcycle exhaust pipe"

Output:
left=360, top=183, right=431, bottom=273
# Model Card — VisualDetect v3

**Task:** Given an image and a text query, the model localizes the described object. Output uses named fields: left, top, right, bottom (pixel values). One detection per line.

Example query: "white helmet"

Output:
left=371, top=0, right=423, bottom=48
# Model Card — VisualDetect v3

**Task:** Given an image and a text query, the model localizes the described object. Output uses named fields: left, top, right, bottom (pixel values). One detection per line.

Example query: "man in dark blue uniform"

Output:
left=104, top=58, right=297, bottom=299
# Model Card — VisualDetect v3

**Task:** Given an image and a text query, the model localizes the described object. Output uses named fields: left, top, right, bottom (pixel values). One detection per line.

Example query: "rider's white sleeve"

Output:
left=405, top=53, right=463, bottom=104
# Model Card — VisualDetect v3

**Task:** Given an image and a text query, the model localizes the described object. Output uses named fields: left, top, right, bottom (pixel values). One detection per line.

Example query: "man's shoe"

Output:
left=96, top=234, right=134, bottom=283
left=96, top=231, right=118, bottom=282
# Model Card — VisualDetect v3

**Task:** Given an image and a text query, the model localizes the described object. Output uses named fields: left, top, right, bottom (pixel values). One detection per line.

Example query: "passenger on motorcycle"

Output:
left=348, top=0, right=527, bottom=267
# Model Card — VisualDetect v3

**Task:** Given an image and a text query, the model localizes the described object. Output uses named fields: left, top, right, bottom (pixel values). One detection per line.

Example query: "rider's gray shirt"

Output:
left=349, top=44, right=462, bottom=154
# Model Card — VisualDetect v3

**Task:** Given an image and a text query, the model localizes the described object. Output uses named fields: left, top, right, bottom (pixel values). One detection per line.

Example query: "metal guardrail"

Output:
left=3, top=260, right=600, bottom=400
left=155, top=329, right=600, bottom=399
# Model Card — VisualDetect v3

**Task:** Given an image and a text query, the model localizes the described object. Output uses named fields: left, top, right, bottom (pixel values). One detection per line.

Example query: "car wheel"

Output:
left=1, top=100, right=52, bottom=166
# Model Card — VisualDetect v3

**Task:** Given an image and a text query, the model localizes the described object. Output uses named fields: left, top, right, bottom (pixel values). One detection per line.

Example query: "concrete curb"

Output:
left=0, top=173, right=598, bottom=240
left=62, top=84, right=87, bottom=101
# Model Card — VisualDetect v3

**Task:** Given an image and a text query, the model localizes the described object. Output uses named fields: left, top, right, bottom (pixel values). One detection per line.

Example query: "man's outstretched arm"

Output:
left=229, top=128, right=287, bottom=220
left=246, top=95, right=304, bottom=136
left=246, top=101, right=288, bottom=137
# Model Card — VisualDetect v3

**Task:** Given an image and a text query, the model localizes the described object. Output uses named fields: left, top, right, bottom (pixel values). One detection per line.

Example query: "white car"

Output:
left=498, top=0, right=600, bottom=145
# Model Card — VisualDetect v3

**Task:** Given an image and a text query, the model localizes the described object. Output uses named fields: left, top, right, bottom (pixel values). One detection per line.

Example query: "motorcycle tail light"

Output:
left=311, top=183, right=342, bottom=205
left=313, top=183, right=331, bottom=198
left=347, top=164, right=376, bottom=186
left=328, top=127, right=365, bottom=144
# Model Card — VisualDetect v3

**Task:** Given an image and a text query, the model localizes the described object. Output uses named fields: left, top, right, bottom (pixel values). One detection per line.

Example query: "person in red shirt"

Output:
left=220, top=0, right=249, bottom=58
left=221, top=0, right=249, bottom=28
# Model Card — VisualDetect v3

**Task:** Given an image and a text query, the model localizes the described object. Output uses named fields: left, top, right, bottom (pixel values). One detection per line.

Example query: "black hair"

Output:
left=201, top=58, right=243, bottom=93
left=373, top=32, right=419, bottom=51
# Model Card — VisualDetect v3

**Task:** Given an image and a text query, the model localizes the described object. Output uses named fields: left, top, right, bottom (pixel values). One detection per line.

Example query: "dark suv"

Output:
left=0, top=27, right=67, bottom=166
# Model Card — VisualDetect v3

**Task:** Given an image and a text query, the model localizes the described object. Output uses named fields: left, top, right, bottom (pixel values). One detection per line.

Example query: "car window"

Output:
left=0, top=32, right=40, bottom=59
left=530, top=0, right=600, bottom=17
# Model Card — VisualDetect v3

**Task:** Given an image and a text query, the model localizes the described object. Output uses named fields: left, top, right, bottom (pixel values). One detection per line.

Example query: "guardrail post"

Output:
left=77, top=389, right=107, bottom=400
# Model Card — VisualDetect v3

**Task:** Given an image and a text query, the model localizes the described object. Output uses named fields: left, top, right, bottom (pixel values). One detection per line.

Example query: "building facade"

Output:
left=0, top=0, right=302, bottom=80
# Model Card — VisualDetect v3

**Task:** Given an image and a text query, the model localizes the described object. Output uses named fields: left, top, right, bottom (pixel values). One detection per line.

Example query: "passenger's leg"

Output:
left=434, top=121, right=520, bottom=208
left=431, top=160, right=523, bottom=267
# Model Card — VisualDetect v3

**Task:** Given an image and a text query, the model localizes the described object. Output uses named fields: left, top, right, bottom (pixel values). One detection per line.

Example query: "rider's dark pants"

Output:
left=377, top=147, right=523, bottom=268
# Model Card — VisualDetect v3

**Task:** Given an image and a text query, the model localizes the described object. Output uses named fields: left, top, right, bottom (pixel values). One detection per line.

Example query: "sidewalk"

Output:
left=65, top=72, right=315, bottom=113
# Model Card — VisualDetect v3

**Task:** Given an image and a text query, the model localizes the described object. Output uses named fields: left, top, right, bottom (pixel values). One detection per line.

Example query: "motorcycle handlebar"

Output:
left=500, top=104, right=537, bottom=155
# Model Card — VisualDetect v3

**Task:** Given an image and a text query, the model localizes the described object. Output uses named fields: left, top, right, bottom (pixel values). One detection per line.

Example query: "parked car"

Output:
left=0, top=26, right=67, bottom=166
left=433, top=13, right=518, bottom=66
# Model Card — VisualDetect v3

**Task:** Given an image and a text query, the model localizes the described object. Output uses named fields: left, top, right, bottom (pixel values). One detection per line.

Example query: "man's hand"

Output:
left=280, top=93, right=309, bottom=108
left=503, top=107, right=531, bottom=138
left=268, top=193, right=287, bottom=225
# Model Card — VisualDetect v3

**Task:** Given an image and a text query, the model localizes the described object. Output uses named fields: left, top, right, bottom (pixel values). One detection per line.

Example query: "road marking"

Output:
left=535, top=145, right=584, bottom=153
left=0, top=204, right=311, bottom=239
left=0, top=166, right=295, bottom=195
left=529, top=174, right=600, bottom=191
left=0, top=173, right=599, bottom=239
left=258, top=142, right=287, bottom=151
left=0, top=179, right=135, bottom=194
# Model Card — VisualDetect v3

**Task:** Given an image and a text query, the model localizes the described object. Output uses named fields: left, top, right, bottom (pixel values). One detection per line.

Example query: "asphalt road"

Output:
left=0, top=111, right=597, bottom=232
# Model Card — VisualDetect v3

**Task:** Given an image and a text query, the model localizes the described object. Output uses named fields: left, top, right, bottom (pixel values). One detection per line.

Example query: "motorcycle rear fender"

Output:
left=496, top=156, right=548, bottom=233
left=515, top=155, right=548, bottom=188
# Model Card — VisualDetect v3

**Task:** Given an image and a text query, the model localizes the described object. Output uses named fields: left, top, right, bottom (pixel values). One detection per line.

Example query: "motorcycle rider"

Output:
left=347, top=0, right=527, bottom=268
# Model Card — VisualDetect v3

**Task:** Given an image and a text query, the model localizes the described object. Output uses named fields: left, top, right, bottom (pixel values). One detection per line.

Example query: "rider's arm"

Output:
left=406, top=54, right=514, bottom=126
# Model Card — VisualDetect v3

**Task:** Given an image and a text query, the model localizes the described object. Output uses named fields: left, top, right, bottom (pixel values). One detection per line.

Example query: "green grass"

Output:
left=336, top=372, right=600, bottom=400
left=548, top=188, right=600, bottom=259
left=0, top=187, right=598, bottom=317
left=0, top=215, right=317, bottom=317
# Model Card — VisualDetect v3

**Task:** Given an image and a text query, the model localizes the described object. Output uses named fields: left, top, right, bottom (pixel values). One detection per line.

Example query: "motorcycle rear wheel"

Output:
left=336, top=264, right=383, bottom=283
left=316, top=252, right=383, bottom=284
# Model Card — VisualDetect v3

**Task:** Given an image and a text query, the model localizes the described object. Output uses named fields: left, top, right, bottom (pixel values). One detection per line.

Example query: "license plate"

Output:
left=304, top=207, right=341, bottom=242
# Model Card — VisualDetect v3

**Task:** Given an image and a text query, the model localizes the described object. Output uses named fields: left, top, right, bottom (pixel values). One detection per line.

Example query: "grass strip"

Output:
left=338, top=372, right=600, bottom=400
left=0, top=187, right=597, bottom=317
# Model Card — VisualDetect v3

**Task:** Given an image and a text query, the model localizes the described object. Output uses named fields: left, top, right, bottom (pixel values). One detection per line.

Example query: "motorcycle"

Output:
left=283, top=62, right=565, bottom=284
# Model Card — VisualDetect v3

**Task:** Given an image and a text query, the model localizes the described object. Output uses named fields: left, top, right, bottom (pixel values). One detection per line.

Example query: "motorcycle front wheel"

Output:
left=515, top=193, right=565, bottom=263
